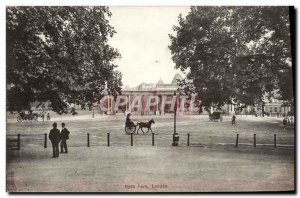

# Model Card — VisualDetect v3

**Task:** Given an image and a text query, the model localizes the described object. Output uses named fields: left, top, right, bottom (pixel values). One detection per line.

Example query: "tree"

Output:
left=7, top=6, right=122, bottom=113
left=169, top=6, right=293, bottom=110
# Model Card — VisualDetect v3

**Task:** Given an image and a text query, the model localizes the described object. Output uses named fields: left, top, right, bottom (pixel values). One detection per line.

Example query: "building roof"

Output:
left=123, top=74, right=182, bottom=92
left=157, top=78, right=164, bottom=84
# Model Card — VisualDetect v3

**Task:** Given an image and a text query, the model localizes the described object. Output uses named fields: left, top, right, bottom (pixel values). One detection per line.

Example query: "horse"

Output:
left=136, top=119, right=155, bottom=134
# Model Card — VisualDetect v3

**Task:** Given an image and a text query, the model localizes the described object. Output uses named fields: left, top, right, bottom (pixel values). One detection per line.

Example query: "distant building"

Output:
left=100, top=74, right=199, bottom=115
left=261, top=98, right=293, bottom=117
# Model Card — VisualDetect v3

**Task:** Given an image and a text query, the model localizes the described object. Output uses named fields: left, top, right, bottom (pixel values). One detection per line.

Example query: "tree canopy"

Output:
left=169, top=6, right=293, bottom=109
left=7, top=6, right=122, bottom=113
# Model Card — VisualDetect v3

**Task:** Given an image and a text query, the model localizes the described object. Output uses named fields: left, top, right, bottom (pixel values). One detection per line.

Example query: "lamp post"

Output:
left=174, top=91, right=177, bottom=134
left=172, top=90, right=180, bottom=146
left=92, top=91, right=95, bottom=118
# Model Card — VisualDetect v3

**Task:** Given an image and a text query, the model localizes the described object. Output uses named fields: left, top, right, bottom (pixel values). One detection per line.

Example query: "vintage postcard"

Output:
left=6, top=6, right=295, bottom=192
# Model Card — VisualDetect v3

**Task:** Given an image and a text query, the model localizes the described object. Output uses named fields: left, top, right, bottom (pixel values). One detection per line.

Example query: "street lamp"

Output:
left=172, top=90, right=180, bottom=146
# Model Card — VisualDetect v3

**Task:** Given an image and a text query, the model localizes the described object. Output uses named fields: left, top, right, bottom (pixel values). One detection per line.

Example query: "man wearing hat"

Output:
left=126, top=113, right=135, bottom=127
left=60, top=123, right=70, bottom=153
left=49, top=122, right=61, bottom=158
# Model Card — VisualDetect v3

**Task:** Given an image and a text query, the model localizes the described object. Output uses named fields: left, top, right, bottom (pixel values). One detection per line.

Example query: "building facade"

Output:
left=102, top=74, right=200, bottom=115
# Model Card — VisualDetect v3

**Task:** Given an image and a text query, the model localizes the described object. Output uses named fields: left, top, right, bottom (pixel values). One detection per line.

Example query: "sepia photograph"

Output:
left=5, top=5, right=295, bottom=192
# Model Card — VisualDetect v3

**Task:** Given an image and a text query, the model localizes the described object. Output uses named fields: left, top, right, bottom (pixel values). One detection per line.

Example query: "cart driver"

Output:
left=126, top=113, right=135, bottom=127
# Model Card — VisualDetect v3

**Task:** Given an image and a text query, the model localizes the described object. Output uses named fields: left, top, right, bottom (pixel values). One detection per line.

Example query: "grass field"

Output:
left=6, top=114, right=295, bottom=192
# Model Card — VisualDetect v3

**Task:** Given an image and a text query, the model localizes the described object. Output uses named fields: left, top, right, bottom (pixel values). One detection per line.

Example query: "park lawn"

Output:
left=6, top=115, right=294, bottom=148
left=6, top=115, right=295, bottom=192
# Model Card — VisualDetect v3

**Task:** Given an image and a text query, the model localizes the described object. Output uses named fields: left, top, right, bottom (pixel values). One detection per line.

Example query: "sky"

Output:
left=108, top=7, right=190, bottom=88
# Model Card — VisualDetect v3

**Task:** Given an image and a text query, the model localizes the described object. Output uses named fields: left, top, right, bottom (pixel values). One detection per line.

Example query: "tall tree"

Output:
left=7, top=6, right=122, bottom=113
left=169, top=6, right=293, bottom=109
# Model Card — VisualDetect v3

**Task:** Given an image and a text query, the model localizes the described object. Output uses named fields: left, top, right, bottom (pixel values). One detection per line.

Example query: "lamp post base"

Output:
left=172, top=133, right=179, bottom=146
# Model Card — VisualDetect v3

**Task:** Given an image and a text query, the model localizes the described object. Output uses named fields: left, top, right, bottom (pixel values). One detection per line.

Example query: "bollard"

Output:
left=131, top=133, right=133, bottom=146
left=17, top=134, right=20, bottom=150
left=236, top=134, right=239, bottom=147
left=152, top=133, right=154, bottom=146
left=254, top=134, right=256, bottom=147
left=187, top=133, right=190, bottom=146
left=44, top=133, right=47, bottom=148
left=87, top=133, right=90, bottom=147
left=274, top=134, right=276, bottom=148
left=107, top=133, right=110, bottom=147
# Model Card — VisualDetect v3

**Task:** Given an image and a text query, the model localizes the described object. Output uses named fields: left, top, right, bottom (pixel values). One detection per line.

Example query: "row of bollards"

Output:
left=45, top=133, right=279, bottom=148
left=26, top=132, right=154, bottom=148
left=86, top=133, right=156, bottom=147
left=235, top=134, right=277, bottom=147
left=10, top=132, right=280, bottom=150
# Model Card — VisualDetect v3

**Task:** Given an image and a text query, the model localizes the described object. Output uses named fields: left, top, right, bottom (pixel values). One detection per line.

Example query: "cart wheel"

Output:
left=17, top=116, right=22, bottom=123
left=125, top=126, right=136, bottom=134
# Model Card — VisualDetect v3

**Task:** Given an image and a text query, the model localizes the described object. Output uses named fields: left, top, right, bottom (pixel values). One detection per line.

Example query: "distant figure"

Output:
left=60, top=123, right=70, bottom=153
left=49, top=122, right=61, bottom=158
left=41, top=113, right=45, bottom=122
left=126, top=113, right=135, bottom=127
left=70, top=107, right=78, bottom=116
left=47, top=113, right=50, bottom=121
left=232, top=115, right=236, bottom=125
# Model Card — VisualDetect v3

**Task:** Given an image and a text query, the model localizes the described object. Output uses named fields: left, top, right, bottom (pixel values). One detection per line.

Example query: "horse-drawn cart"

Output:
left=124, top=119, right=155, bottom=134
left=209, top=112, right=221, bottom=122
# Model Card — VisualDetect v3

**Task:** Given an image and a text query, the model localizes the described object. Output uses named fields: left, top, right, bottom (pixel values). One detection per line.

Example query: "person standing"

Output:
left=47, top=113, right=50, bottom=121
left=49, top=122, right=61, bottom=158
left=232, top=114, right=236, bottom=125
left=41, top=113, right=45, bottom=122
left=60, top=123, right=70, bottom=153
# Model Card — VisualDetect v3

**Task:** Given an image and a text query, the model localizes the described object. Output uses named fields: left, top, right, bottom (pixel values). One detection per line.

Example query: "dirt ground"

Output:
left=6, top=146, right=294, bottom=192
left=6, top=114, right=295, bottom=192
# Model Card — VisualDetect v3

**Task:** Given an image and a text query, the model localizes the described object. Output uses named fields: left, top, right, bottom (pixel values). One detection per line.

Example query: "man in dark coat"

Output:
left=60, top=123, right=70, bottom=153
left=49, top=122, right=61, bottom=158
left=126, top=113, right=135, bottom=127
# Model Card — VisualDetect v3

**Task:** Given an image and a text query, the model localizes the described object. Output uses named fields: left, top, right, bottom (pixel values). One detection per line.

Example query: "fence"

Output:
left=6, top=132, right=293, bottom=151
